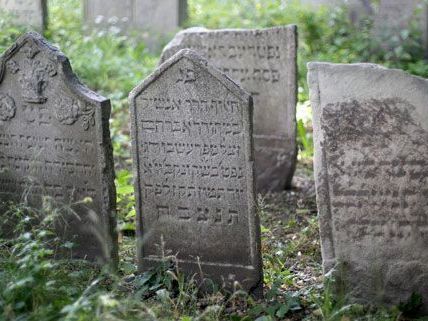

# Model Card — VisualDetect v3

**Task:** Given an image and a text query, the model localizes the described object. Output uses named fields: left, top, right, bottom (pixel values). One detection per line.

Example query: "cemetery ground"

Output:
left=1, top=0, right=428, bottom=320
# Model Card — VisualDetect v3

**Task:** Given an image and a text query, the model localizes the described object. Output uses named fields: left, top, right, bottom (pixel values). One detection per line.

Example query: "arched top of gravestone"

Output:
left=129, top=48, right=251, bottom=104
left=0, top=32, right=108, bottom=107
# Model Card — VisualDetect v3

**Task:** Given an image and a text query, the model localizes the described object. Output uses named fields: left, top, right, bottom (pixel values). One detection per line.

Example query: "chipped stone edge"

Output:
left=129, top=48, right=263, bottom=295
left=307, top=62, right=336, bottom=275
left=307, top=61, right=428, bottom=276
left=0, top=32, right=118, bottom=267
left=285, top=25, right=298, bottom=189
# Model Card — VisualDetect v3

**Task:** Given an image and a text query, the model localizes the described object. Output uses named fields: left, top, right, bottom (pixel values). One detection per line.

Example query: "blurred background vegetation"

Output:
left=1, top=0, right=427, bottom=231
left=1, top=1, right=428, bottom=320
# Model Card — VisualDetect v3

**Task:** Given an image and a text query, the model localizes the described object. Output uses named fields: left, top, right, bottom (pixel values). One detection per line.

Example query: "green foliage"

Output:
left=0, top=198, right=99, bottom=320
left=188, top=0, right=428, bottom=160
left=398, top=292, right=424, bottom=317
left=0, top=10, right=26, bottom=53
left=0, top=0, right=427, bottom=320
left=115, top=170, right=135, bottom=231
left=249, top=283, right=301, bottom=320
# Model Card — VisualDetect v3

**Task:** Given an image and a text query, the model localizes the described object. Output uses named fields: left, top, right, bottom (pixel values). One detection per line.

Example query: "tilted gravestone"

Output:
left=130, top=49, right=263, bottom=295
left=308, top=62, right=428, bottom=310
left=0, top=0, right=47, bottom=31
left=0, top=32, right=117, bottom=264
left=160, top=26, right=298, bottom=192
left=83, top=0, right=187, bottom=35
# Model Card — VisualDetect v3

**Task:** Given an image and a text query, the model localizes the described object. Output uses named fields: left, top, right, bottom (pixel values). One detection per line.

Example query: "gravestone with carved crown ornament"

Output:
left=0, top=32, right=118, bottom=265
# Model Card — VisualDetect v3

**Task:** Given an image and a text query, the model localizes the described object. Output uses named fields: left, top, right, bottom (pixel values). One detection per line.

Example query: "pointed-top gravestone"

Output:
left=160, top=26, right=298, bottom=192
left=308, top=62, right=428, bottom=311
left=130, top=49, right=263, bottom=295
left=0, top=0, right=47, bottom=31
left=0, top=32, right=118, bottom=265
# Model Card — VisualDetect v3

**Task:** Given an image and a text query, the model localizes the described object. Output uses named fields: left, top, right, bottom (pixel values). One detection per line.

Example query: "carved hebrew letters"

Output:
left=0, top=32, right=117, bottom=264
left=131, top=50, right=262, bottom=294
left=160, top=26, right=297, bottom=191
left=309, top=62, right=428, bottom=311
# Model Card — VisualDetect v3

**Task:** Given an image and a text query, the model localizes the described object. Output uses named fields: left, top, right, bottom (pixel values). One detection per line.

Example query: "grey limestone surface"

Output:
left=83, top=0, right=187, bottom=35
left=308, top=62, right=428, bottom=310
left=160, top=26, right=298, bottom=192
left=130, top=49, right=263, bottom=295
left=0, top=32, right=118, bottom=265
left=0, top=0, right=47, bottom=31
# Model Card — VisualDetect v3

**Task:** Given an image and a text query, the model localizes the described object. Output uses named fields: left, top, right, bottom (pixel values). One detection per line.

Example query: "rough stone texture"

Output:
left=308, top=62, right=428, bottom=310
left=0, top=32, right=118, bottom=265
left=160, top=26, right=297, bottom=192
left=83, top=0, right=187, bottom=35
left=0, top=0, right=47, bottom=31
left=130, top=49, right=263, bottom=295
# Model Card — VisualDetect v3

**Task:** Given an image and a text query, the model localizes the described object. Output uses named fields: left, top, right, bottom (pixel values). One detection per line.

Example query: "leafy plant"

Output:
left=115, top=169, right=136, bottom=232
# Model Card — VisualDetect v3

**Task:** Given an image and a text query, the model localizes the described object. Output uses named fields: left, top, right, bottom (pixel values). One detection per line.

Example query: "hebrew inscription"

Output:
left=309, top=62, right=428, bottom=311
left=160, top=26, right=297, bottom=192
left=130, top=50, right=262, bottom=294
left=0, top=32, right=117, bottom=265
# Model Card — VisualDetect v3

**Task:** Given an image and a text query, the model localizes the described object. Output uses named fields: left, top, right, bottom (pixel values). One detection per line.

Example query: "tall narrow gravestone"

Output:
left=0, top=0, right=47, bottom=31
left=0, top=32, right=117, bottom=264
left=308, top=62, right=428, bottom=309
left=130, top=49, right=263, bottom=294
left=160, top=26, right=298, bottom=192
left=84, top=0, right=187, bottom=35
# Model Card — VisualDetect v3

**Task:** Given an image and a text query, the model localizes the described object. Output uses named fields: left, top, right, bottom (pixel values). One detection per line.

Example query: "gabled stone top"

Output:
left=129, top=48, right=251, bottom=104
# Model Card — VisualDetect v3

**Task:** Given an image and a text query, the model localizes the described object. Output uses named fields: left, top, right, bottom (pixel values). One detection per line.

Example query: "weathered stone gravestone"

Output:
left=0, top=32, right=117, bottom=264
left=84, top=0, right=187, bottom=35
left=130, top=49, right=263, bottom=294
left=301, top=0, right=372, bottom=23
left=160, top=26, right=298, bottom=192
left=373, top=0, right=427, bottom=43
left=0, top=0, right=47, bottom=31
left=308, top=62, right=428, bottom=310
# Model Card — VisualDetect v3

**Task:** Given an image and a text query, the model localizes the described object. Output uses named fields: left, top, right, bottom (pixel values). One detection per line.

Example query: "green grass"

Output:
left=0, top=0, right=428, bottom=320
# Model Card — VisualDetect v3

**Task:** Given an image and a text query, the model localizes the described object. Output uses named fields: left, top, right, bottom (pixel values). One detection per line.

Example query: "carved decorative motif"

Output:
left=16, top=41, right=57, bottom=104
left=55, top=96, right=95, bottom=130
left=0, top=93, right=16, bottom=121
left=80, top=103, right=96, bottom=131
left=55, top=96, right=80, bottom=125
left=6, top=60, right=20, bottom=74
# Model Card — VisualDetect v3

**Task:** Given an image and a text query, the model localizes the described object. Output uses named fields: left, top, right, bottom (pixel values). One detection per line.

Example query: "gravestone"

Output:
left=83, top=0, right=187, bottom=35
left=308, top=62, right=428, bottom=310
left=0, top=32, right=118, bottom=265
left=0, top=0, right=47, bottom=31
left=160, top=26, right=298, bottom=192
left=300, top=0, right=372, bottom=23
left=373, top=0, right=427, bottom=43
left=130, top=49, right=263, bottom=295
